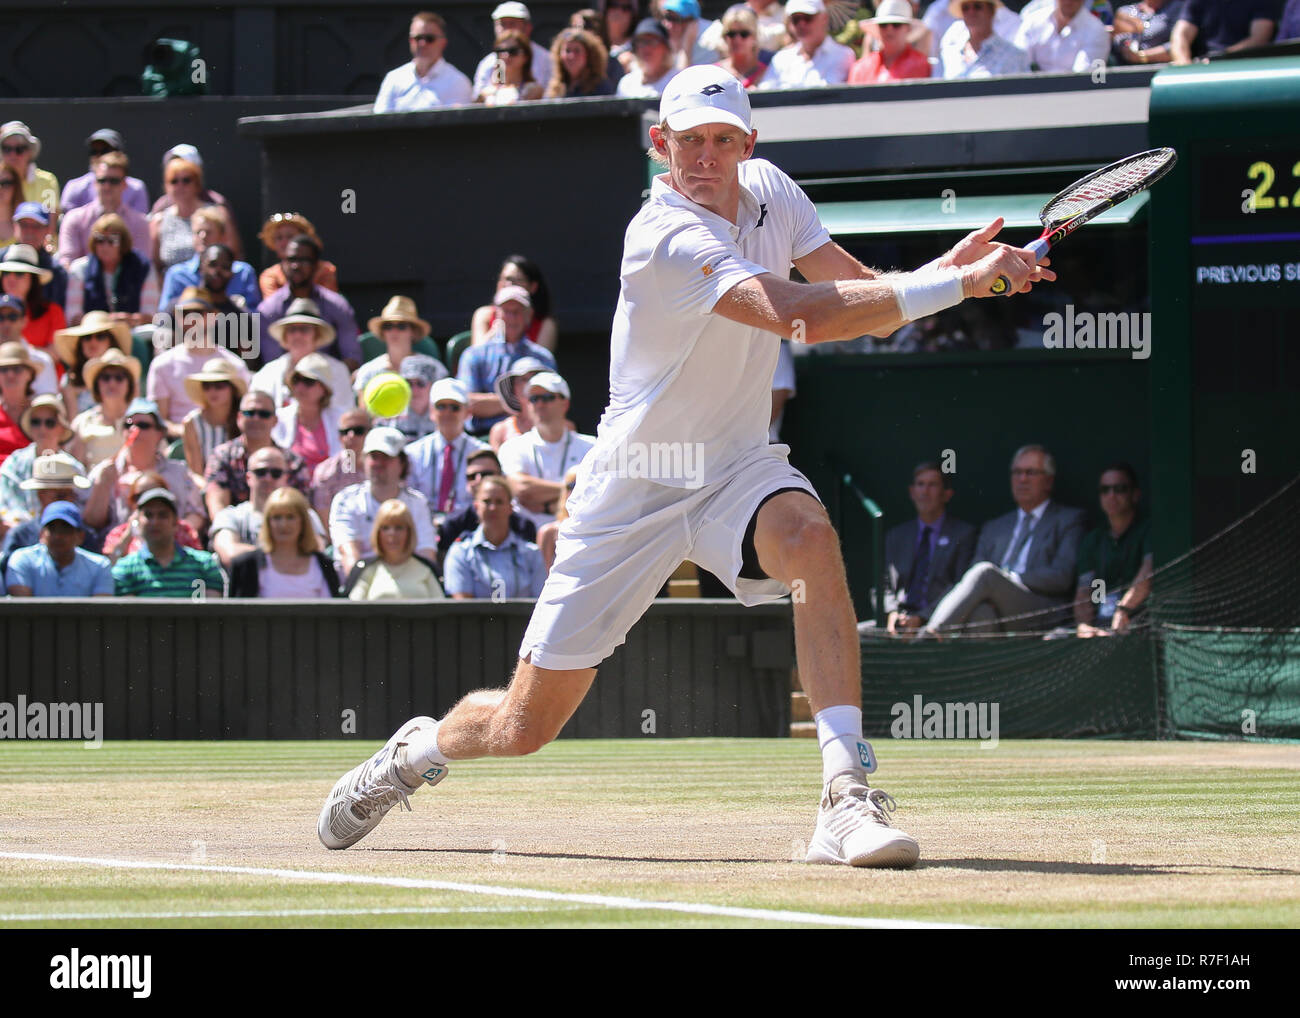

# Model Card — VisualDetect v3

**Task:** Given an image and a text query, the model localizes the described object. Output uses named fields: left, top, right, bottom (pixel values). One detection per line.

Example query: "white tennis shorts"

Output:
left=519, top=444, right=817, bottom=670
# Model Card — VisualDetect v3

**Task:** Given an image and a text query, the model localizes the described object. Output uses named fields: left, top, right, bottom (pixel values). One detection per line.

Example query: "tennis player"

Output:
left=320, top=65, right=1051, bottom=867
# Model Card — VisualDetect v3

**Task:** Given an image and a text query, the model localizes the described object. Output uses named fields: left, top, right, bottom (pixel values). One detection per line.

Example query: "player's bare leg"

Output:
left=752, top=491, right=919, bottom=868
left=319, top=661, right=595, bottom=849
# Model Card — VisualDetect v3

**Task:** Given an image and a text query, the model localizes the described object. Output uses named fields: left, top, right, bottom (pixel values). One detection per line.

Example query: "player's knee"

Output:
left=779, top=511, right=840, bottom=572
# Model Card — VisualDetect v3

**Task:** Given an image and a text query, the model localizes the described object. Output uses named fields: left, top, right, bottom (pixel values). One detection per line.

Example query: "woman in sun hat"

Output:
left=271, top=351, right=343, bottom=473
left=0, top=394, right=85, bottom=517
left=353, top=295, right=446, bottom=398
left=253, top=296, right=353, bottom=409
left=54, top=310, right=131, bottom=417
left=181, top=357, right=246, bottom=474
left=69, top=347, right=139, bottom=470
left=0, top=340, right=38, bottom=465
left=0, top=121, right=59, bottom=213
left=257, top=212, right=338, bottom=299
left=0, top=243, right=64, bottom=351
left=849, top=0, right=931, bottom=82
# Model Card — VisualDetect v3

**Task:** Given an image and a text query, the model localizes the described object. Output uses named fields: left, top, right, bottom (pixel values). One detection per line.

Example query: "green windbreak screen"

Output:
left=816, top=191, right=1149, bottom=236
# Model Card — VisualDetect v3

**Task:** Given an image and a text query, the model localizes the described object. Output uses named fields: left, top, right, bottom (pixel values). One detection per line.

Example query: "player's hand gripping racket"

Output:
left=990, top=147, right=1177, bottom=296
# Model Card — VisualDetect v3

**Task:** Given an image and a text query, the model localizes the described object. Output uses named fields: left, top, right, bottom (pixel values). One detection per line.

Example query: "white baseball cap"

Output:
left=659, top=65, right=752, bottom=135
left=429, top=377, right=469, bottom=406
left=491, top=2, right=531, bottom=21
left=363, top=426, right=406, bottom=457
left=786, top=0, right=826, bottom=15
left=527, top=371, right=570, bottom=400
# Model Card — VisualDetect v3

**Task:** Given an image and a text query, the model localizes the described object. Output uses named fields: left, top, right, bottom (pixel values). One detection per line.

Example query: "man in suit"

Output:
left=922, top=444, right=1086, bottom=635
left=873, top=461, right=976, bottom=637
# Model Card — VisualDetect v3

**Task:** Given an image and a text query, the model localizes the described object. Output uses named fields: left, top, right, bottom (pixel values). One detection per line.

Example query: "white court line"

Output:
left=0, top=907, right=569, bottom=921
left=0, top=851, right=983, bottom=929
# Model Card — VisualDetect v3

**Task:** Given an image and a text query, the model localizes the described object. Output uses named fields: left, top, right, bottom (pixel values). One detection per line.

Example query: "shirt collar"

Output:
left=651, top=171, right=762, bottom=240
left=1023, top=500, right=1050, bottom=524
left=414, top=58, right=446, bottom=81
left=918, top=513, right=944, bottom=535
left=471, top=525, right=520, bottom=552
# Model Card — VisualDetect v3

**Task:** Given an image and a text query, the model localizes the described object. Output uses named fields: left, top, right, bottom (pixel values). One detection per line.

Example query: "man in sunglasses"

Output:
left=497, top=372, right=594, bottom=531
left=203, top=390, right=309, bottom=521
left=661, top=0, right=716, bottom=69
left=616, top=18, right=680, bottom=96
left=407, top=378, right=486, bottom=525
left=471, top=2, right=553, bottom=100
left=1074, top=462, right=1152, bottom=636
left=759, top=0, right=854, bottom=89
left=209, top=446, right=326, bottom=569
left=4, top=501, right=113, bottom=598
left=312, top=407, right=371, bottom=532
left=84, top=397, right=205, bottom=536
left=60, top=129, right=150, bottom=216
left=57, top=152, right=150, bottom=270
left=258, top=235, right=361, bottom=369
left=375, top=10, right=474, bottom=113
left=1, top=203, right=68, bottom=308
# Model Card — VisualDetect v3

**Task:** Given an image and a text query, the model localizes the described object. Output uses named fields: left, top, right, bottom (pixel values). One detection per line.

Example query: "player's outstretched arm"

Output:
left=715, top=236, right=1042, bottom=344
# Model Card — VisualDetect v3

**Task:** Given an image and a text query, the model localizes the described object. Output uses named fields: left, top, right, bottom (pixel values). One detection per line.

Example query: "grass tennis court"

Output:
left=1, top=738, right=1297, bottom=929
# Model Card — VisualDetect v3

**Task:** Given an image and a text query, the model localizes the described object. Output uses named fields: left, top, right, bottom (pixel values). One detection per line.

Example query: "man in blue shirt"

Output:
left=158, top=214, right=260, bottom=311
left=457, top=285, right=555, bottom=436
left=4, top=502, right=113, bottom=596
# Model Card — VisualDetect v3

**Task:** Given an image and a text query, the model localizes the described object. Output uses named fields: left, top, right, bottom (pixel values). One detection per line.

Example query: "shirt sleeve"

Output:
left=374, top=69, right=398, bottom=113
left=407, top=492, right=437, bottom=551
left=442, top=541, right=473, bottom=596
left=91, top=559, right=115, bottom=595
left=112, top=557, right=138, bottom=595
left=456, top=347, right=482, bottom=391
left=497, top=436, right=528, bottom=477
left=210, top=506, right=237, bottom=536
left=655, top=221, right=768, bottom=319
left=330, top=490, right=362, bottom=547
left=5, top=549, right=34, bottom=591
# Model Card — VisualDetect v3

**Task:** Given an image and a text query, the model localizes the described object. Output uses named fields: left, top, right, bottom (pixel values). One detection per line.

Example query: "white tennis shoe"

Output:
left=805, top=771, right=920, bottom=869
left=318, top=716, right=447, bottom=850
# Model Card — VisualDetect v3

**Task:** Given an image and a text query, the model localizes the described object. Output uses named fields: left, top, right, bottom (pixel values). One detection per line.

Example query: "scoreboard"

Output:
left=1147, top=58, right=1300, bottom=561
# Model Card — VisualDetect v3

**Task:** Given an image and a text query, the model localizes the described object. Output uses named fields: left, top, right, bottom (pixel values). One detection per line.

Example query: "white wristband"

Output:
left=894, top=270, right=964, bottom=322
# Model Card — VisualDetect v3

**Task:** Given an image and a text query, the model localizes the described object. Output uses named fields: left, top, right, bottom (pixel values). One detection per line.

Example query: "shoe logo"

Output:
left=422, top=766, right=444, bottom=781
left=857, top=741, right=877, bottom=773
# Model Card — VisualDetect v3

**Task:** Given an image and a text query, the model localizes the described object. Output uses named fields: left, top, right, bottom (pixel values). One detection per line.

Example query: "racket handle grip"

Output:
left=991, top=237, right=1053, bottom=296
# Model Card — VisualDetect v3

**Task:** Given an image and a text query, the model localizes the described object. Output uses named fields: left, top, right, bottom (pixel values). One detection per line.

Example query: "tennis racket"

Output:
left=990, top=147, right=1178, bottom=296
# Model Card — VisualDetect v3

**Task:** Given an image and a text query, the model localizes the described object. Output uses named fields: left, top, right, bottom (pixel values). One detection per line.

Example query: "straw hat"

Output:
left=173, top=286, right=216, bottom=312
left=20, top=451, right=91, bottom=491
left=367, top=295, right=430, bottom=339
left=267, top=297, right=336, bottom=348
left=0, top=340, right=37, bottom=383
left=53, top=310, right=132, bottom=367
left=289, top=352, right=334, bottom=397
left=0, top=244, right=53, bottom=284
left=947, top=0, right=1002, bottom=16
left=259, top=212, right=322, bottom=251
left=183, top=357, right=249, bottom=408
left=20, top=393, right=74, bottom=445
left=83, top=347, right=142, bottom=396
left=0, top=121, right=40, bottom=160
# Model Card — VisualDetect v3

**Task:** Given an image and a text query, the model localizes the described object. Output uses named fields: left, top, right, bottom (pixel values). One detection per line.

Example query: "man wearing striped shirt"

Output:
left=112, top=487, right=225, bottom=597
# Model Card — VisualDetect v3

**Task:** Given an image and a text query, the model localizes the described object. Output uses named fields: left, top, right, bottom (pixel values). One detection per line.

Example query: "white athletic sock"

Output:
left=402, top=721, right=450, bottom=780
left=814, top=705, right=876, bottom=784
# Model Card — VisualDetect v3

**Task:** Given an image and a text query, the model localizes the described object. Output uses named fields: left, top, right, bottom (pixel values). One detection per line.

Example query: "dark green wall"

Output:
left=784, top=350, right=1150, bottom=618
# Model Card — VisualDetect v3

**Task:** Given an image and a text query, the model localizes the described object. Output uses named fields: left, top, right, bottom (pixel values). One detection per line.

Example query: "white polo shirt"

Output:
left=1013, top=6, right=1109, bottom=72
left=498, top=427, right=596, bottom=530
left=586, top=158, right=829, bottom=490
left=374, top=59, right=474, bottom=112
left=759, top=36, right=854, bottom=89
left=328, top=482, right=437, bottom=558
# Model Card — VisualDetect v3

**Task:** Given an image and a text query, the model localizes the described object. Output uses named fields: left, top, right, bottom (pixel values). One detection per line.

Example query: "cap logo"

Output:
left=700, top=84, right=725, bottom=96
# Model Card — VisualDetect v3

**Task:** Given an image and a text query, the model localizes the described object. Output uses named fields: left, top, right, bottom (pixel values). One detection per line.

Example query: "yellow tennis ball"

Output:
left=363, top=372, right=411, bottom=418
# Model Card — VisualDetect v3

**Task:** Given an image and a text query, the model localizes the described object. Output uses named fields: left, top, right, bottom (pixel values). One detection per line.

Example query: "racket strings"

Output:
left=1042, top=151, right=1174, bottom=224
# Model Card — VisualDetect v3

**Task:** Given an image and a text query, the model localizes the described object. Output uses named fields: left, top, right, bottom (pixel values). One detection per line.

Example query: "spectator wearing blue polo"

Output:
left=4, top=501, right=113, bottom=596
left=457, top=284, right=555, bottom=437
left=112, top=486, right=225, bottom=597
left=442, top=474, right=546, bottom=599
